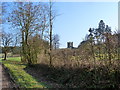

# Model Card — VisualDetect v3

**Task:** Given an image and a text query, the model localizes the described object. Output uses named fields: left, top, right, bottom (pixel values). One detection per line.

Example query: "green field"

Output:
left=0, top=57, right=21, bottom=62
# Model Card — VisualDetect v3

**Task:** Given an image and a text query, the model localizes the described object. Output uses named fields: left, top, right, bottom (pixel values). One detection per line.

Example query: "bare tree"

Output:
left=48, top=1, right=57, bottom=66
left=1, top=31, right=13, bottom=60
left=53, top=34, right=60, bottom=49
left=8, top=2, right=49, bottom=65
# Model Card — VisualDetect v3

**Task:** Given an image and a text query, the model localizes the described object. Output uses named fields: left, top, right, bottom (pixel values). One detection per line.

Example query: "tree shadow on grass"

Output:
left=24, top=64, right=120, bottom=88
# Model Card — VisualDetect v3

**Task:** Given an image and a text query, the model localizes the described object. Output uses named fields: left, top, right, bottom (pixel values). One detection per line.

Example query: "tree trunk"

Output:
left=49, top=1, right=52, bottom=66
left=4, top=51, right=7, bottom=60
left=21, top=30, right=26, bottom=62
left=49, top=24, right=52, bottom=66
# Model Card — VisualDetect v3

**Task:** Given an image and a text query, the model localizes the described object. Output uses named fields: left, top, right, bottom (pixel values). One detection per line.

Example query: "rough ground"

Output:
left=24, top=65, right=65, bottom=88
left=0, top=63, right=19, bottom=89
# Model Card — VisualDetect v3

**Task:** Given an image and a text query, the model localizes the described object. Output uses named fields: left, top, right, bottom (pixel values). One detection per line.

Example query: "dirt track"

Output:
left=0, top=63, right=19, bottom=89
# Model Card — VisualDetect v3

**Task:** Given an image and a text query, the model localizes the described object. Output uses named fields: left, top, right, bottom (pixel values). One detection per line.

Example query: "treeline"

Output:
left=41, top=20, right=120, bottom=68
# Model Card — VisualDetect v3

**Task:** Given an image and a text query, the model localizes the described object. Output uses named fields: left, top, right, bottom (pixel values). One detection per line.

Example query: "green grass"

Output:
left=6, top=57, right=21, bottom=61
left=0, top=57, right=21, bottom=63
left=4, top=63, right=49, bottom=88
left=2, top=57, right=50, bottom=88
left=0, top=57, right=21, bottom=61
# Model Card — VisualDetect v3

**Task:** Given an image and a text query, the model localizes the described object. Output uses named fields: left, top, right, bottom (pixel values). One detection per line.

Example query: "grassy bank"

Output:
left=2, top=57, right=50, bottom=88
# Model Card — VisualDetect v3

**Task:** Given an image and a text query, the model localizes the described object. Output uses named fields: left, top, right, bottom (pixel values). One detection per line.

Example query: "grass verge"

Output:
left=2, top=57, right=50, bottom=88
left=0, top=57, right=21, bottom=62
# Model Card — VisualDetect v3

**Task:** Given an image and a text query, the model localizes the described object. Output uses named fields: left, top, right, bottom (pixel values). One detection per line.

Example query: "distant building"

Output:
left=67, top=42, right=73, bottom=48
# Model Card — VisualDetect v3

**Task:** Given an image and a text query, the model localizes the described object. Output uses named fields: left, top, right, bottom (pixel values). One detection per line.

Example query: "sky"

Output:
left=53, top=2, right=118, bottom=48
left=118, top=1, right=120, bottom=29
left=2, top=2, right=118, bottom=48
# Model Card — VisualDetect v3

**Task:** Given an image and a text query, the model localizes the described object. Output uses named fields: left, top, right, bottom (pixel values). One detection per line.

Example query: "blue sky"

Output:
left=3, top=2, right=118, bottom=48
left=53, top=2, right=118, bottom=48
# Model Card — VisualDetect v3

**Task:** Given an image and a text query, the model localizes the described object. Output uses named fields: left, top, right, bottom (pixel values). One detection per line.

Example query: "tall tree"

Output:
left=8, top=2, right=49, bottom=65
left=48, top=1, right=57, bottom=66
left=88, top=28, right=97, bottom=81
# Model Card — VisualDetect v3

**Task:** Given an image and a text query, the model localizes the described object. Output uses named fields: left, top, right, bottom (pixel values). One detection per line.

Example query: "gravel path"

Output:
left=0, top=63, right=19, bottom=89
